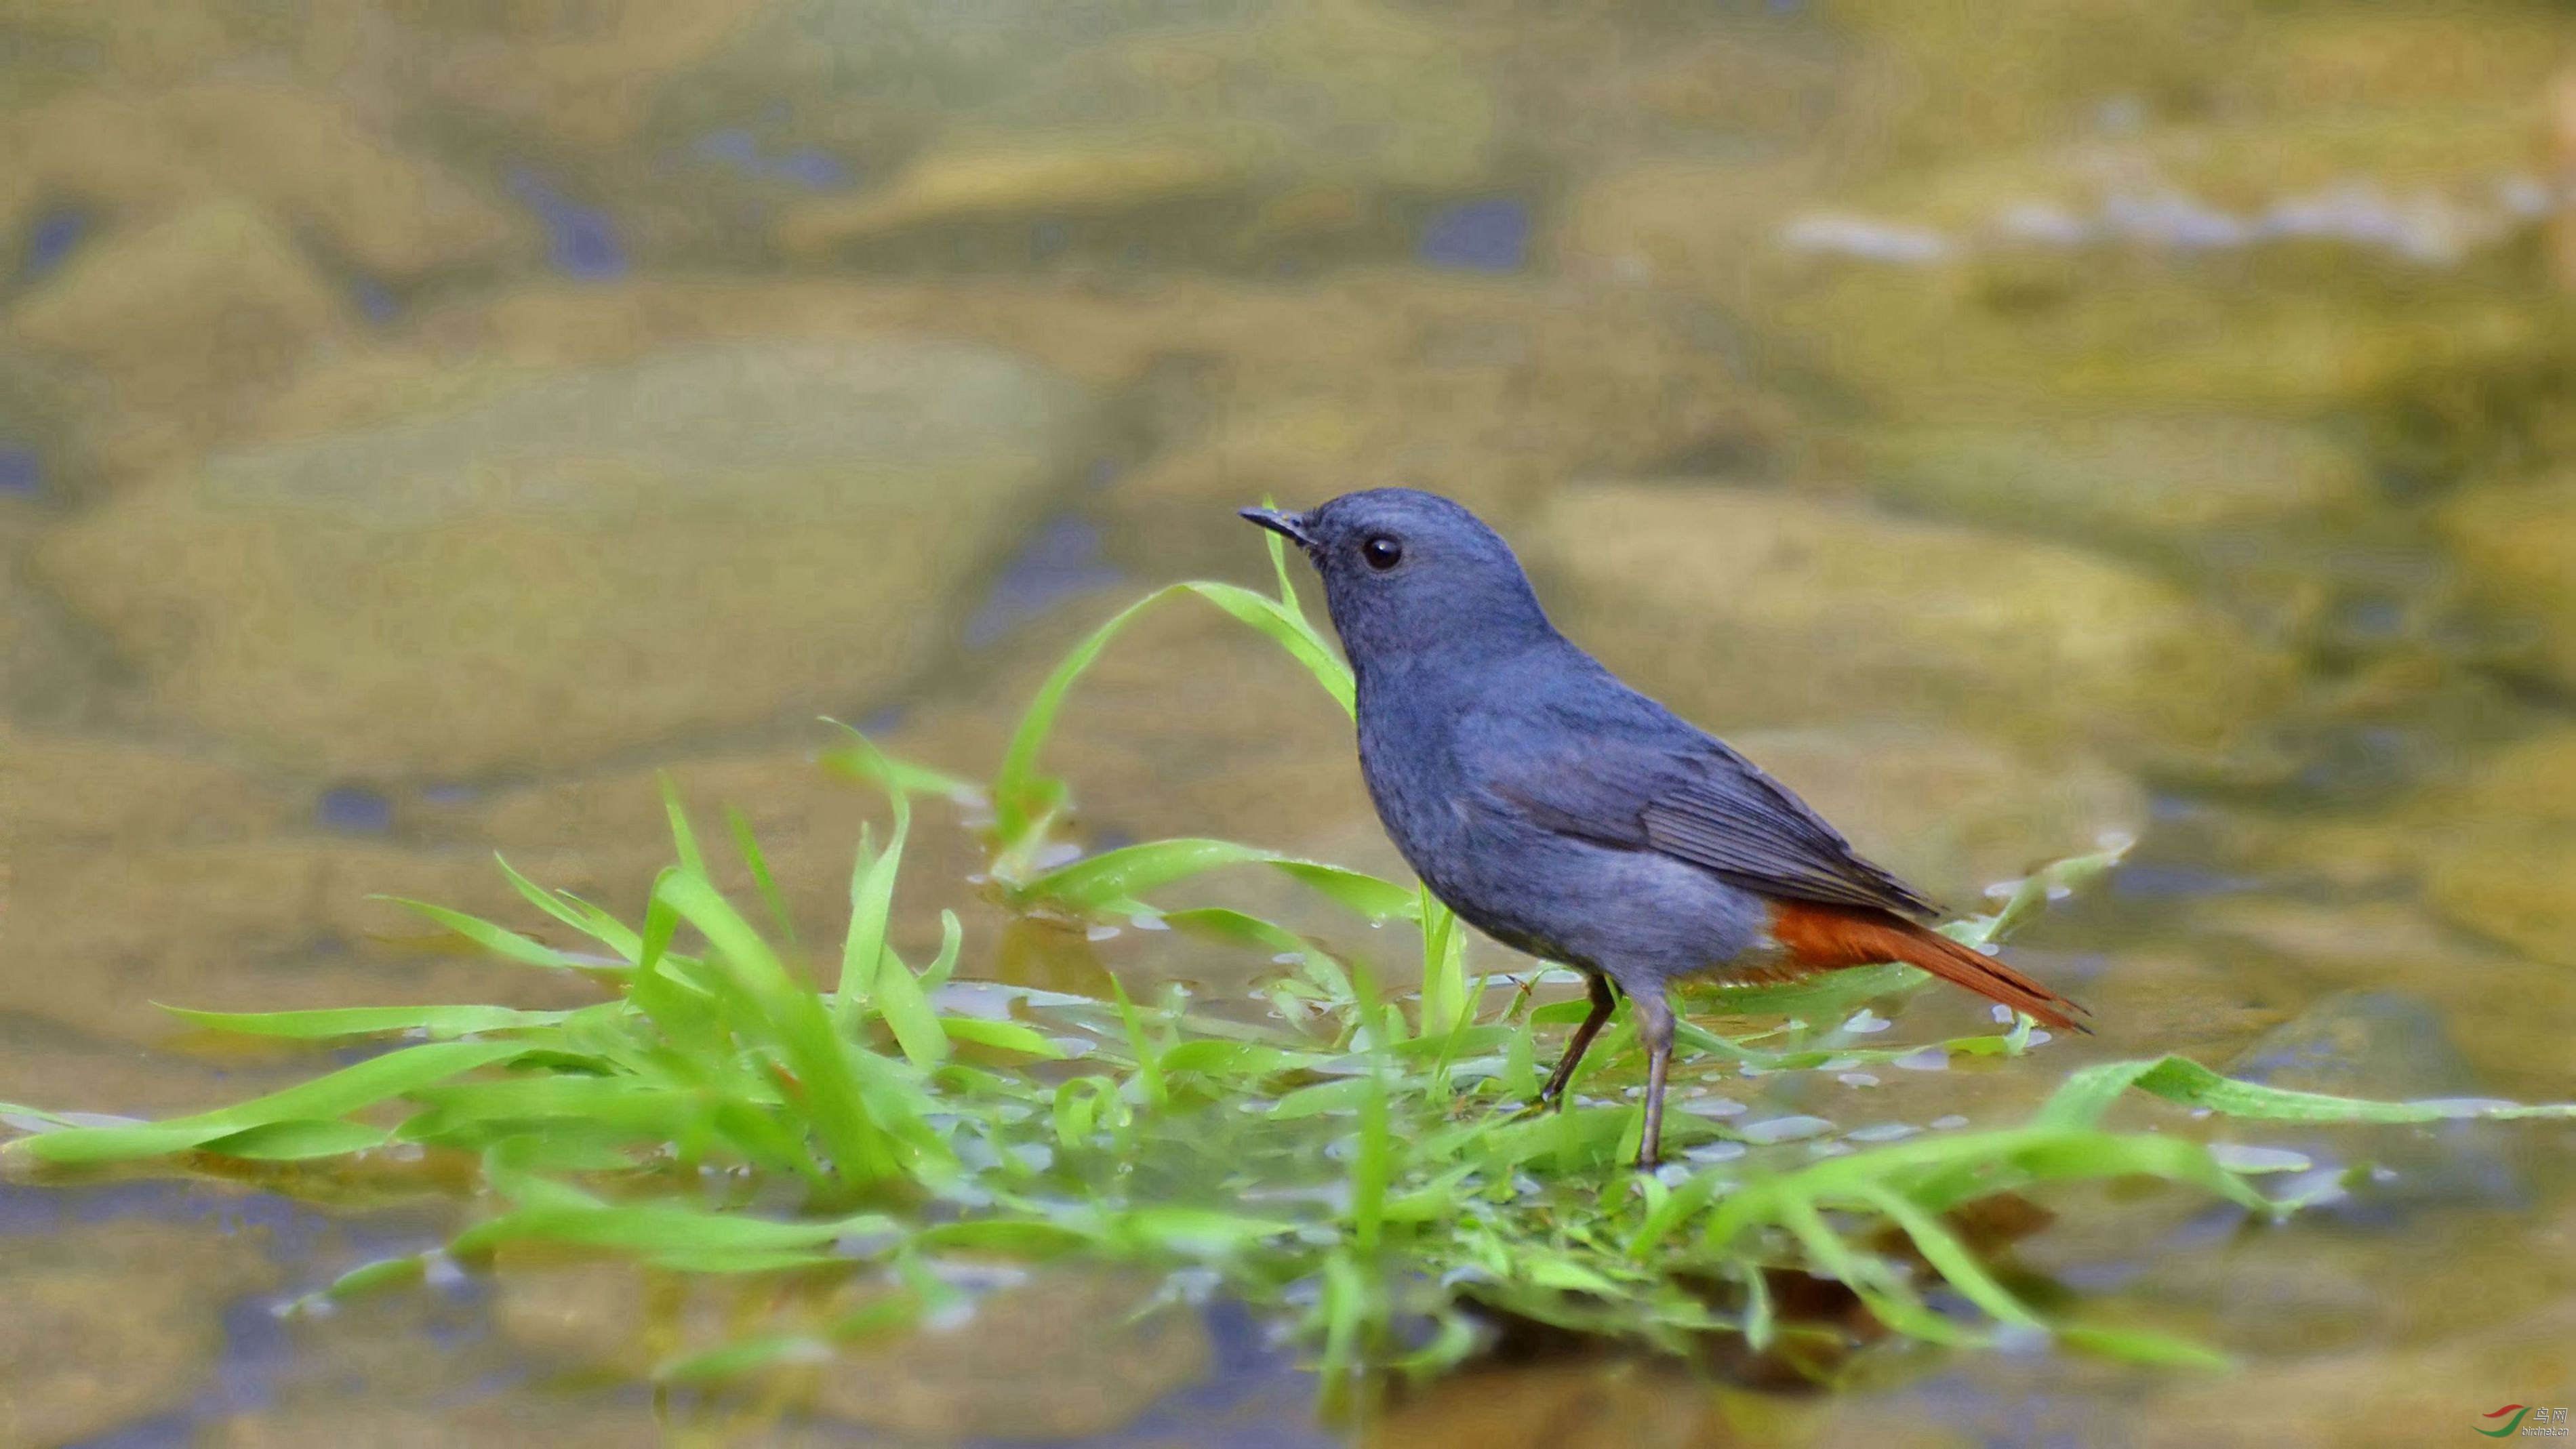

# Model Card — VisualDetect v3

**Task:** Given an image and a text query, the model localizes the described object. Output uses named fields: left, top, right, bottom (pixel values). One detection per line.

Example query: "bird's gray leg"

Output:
left=1535, top=972, right=1618, bottom=1109
left=1630, top=988, right=1676, bottom=1171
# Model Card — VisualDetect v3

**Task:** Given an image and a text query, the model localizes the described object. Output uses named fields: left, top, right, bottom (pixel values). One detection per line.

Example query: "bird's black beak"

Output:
left=1238, top=506, right=1316, bottom=550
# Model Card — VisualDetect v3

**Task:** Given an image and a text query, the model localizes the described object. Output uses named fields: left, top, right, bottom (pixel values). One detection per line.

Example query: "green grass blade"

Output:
left=993, top=588, right=1181, bottom=845
left=729, top=807, right=798, bottom=947
left=491, top=853, right=630, bottom=951
left=829, top=728, right=916, bottom=1035
left=656, top=1334, right=834, bottom=1385
left=1269, top=1078, right=1374, bottom=1120
left=994, top=577, right=1354, bottom=849
left=0, top=1103, right=121, bottom=1133
left=937, top=1017, right=1064, bottom=1059
left=1166, top=906, right=1329, bottom=960
left=157, top=1003, right=573, bottom=1040
left=2041, top=1055, right=2576, bottom=1131
left=405, top=1075, right=701, bottom=1134
left=1626, top=1171, right=1728, bottom=1259
left=1180, top=581, right=1353, bottom=718
left=1855, top=1183, right=2044, bottom=1330
left=1263, top=511, right=1303, bottom=610
left=660, top=773, right=705, bottom=877
left=1156, top=1040, right=1333, bottom=1078
left=453, top=1200, right=896, bottom=1267
left=1093, top=1206, right=1302, bottom=1258
left=872, top=946, right=950, bottom=1068
left=653, top=870, right=900, bottom=1185
left=314, top=1254, right=432, bottom=1305
left=1106, top=975, right=1167, bottom=1109
left=635, top=865, right=683, bottom=981
left=1268, top=861, right=1417, bottom=921
left=11, top=1040, right=525, bottom=1164
left=1350, top=1070, right=1390, bottom=1252
left=1773, top=1193, right=1963, bottom=1345
left=195, top=1120, right=394, bottom=1160
left=914, top=1219, right=1096, bottom=1255
left=1018, top=840, right=1416, bottom=920
left=1417, top=889, right=1470, bottom=1037
left=2057, top=1324, right=2233, bottom=1369
left=1982, top=839, right=2132, bottom=945
left=918, top=910, right=963, bottom=993
left=1014, top=838, right=1270, bottom=912
left=836, top=774, right=912, bottom=1028
left=1052, top=1078, right=1113, bottom=1148
left=368, top=897, right=589, bottom=968
left=1741, top=1265, right=1775, bottom=1353
left=1318, top=1250, right=1371, bottom=1385
left=1693, top=961, right=1920, bottom=1019
left=818, top=722, right=982, bottom=802
left=654, top=1338, right=834, bottom=1379
left=547, top=890, right=645, bottom=962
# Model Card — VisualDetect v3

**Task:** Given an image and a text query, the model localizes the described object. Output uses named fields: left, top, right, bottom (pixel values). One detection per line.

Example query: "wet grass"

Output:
left=5, top=529, right=2573, bottom=1404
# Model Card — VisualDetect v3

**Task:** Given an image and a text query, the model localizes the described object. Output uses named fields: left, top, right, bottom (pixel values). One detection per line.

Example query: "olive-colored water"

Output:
left=4, top=2, right=2575, bottom=1444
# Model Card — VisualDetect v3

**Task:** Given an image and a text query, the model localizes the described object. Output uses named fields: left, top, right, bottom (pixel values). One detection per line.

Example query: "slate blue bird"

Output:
left=1241, top=488, right=2089, bottom=1170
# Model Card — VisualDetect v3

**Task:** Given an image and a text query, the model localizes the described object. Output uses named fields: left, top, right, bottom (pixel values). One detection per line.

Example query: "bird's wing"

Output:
left=1464, top=697, right=1939, bottom=919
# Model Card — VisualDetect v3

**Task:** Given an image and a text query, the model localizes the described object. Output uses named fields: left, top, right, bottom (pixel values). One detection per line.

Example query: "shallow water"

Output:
left=5, top=1, right=2576, bottom=1444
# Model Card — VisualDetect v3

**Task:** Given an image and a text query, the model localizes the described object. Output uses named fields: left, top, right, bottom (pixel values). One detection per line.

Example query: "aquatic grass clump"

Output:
left=7, top=529, right=2574, bottom=1394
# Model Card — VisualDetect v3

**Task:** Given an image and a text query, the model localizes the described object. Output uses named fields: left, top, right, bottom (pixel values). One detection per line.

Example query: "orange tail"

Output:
left=1767, top=900, right=2091, bottom=1033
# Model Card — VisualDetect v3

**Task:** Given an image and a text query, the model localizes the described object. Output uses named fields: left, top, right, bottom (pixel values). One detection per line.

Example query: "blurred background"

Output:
left=3, top=1, right=2575, bottom=1444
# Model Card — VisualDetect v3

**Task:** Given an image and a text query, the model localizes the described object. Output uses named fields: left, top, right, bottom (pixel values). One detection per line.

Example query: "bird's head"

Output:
left=1239, top=488, right=1556, bottom=670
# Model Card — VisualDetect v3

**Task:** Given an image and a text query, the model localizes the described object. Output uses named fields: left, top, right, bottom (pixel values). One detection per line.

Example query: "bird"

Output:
left=1241, top=488, right=2089, bottom=1170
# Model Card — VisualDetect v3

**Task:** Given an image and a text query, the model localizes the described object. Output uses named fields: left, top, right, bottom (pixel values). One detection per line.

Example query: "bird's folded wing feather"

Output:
left=1468, top=706, right=1938, bottom=918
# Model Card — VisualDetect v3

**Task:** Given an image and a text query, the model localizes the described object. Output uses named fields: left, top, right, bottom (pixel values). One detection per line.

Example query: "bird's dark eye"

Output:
left=1362, top=535, right=1403, bottom=571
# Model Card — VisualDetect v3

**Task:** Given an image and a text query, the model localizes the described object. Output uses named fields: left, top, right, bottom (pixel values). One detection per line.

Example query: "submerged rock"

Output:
left=2199, top=896, right=2576, bottom=1099
left=1, top=83, right=518, bottom=282
left=495, top=1256, right=1209, bottom=1441
left=0, top=531, right=123, bottom=727
left=2417, top=730, right=2576, bottom=970
left=2438, top=476, right=2576, bottom=689
left=1531, top=484, right=2294, bottom=771
left=2226, top=989, right=2482, bottom=1101
left=2140, top=1294, right=2576, bottom=1447
left=1750, top=234, right=2554, bottom=424
left=376, top=0, right=771, bottom=150
left=1, top=195, right=361, bottom=491
left=887, top=594, right=1382, bottom=869
left=41, top=338, right=1096, bottom=774
left=7, top=198, right=349, bottom=407
left=466, top=740, right=998, bottom=966
left=2223, top=988, right=2523, bottom=1220
left=0, top=0, right=251, bottom=79
left=778, top=0, right=1497, bottom=258
left=214, top=1397, right=670, bottom=1449
left=0, top=836, right=603, bottom=1042
left=0, top=1006, right=277, bottom=1120
left=811, top=1269, right=1210, bottom=1439
left=0, top=1223, right=273, bottom=1446
left=1726, top=22, right=2568, bottom=424
left=1850, top=415, right=2368, bottom=554
left=0, top=726, right=287, bottom=849
left=1111, top=276, right=1791, bottom=560
left=1557, top=157, right=1824, bottom=294
left=1725, top=724, right=2141, bottom=907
